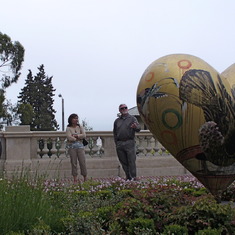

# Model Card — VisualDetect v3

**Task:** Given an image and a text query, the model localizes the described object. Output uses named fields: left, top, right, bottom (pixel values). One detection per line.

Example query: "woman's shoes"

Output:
left=73, top=176, right=87, bottom=184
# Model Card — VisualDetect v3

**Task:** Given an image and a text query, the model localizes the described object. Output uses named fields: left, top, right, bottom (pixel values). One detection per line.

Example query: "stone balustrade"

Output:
left=0, top=126, right=188, bottom=179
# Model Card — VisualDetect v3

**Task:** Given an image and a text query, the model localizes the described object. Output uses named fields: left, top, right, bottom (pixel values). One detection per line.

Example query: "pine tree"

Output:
left=18, top=65, right=58, bottom=131
left=17, top=103, right=34, bottom=125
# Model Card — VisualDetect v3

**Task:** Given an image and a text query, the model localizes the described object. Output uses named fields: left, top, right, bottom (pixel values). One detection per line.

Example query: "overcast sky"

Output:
left=1, top=0, right=235, bottom=131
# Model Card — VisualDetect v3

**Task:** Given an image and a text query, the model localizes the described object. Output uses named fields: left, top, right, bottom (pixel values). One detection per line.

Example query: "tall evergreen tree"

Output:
left=18, top=65, right=58, bottom=131
left=17, top=103, right=34, bottom=125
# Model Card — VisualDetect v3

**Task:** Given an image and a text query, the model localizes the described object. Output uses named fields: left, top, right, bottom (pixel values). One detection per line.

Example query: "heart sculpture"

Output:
left=137, top=54, right=235, bottom=199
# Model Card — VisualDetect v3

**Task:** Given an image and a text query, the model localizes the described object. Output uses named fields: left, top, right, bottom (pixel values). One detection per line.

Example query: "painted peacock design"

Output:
left=179, top=69, right=235, bottom=166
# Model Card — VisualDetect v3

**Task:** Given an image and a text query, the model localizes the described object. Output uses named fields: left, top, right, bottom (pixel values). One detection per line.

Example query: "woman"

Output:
left=66, top=113, right=87, bottom=183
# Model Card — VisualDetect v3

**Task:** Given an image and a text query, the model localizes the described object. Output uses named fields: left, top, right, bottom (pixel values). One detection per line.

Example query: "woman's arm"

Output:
left=66, top=127, right=77, bottom=142
left=77, top=126, right=86, bottom=139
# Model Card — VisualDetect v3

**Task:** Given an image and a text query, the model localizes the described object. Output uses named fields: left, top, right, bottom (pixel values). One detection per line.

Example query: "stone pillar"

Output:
left=5, top=126, right=31, bottom=161
left=102, top=136, right=117, bottom=158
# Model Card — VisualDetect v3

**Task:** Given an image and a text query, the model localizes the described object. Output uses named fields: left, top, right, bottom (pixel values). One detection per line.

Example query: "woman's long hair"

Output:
left=67, top=113, right=80, bottom=127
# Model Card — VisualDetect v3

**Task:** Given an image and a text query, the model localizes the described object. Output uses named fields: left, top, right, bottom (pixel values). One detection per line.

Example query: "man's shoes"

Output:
left=126, top=177, right=138, bottom=181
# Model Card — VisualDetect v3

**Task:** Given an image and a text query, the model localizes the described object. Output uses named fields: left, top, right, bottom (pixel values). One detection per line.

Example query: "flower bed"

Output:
left=0, top=175, right=235, bottom=234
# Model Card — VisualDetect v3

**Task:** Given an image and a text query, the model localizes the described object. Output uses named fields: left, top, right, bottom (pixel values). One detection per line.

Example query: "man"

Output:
left=113, top=104, right=141, bottom=180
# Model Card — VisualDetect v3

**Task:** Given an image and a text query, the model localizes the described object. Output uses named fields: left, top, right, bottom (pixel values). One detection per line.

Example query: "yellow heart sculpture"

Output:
left=137, top=54, right=235, bottom=198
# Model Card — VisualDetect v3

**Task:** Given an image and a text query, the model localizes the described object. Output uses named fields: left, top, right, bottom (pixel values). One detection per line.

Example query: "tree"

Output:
left=0, top=32, right=24, bottom=127
left=18, top=65, right=58, bottom=131
left=82, top=119, right=93, bottom=131
left=0, top=32, right=24, bottom=88
left=17, top=103, right=34, bottom=125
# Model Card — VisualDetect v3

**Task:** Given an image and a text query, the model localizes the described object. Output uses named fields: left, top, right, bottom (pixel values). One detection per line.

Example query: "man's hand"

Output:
left=131, top=122, right=138, bottom=129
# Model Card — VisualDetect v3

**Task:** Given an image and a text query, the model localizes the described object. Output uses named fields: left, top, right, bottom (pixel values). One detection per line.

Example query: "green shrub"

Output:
left=192, top=188, right=208, bottom=197
left=2, top=173, right=235, bottom=234
left=221, top=184, right=235, bottom=201
left=169, top=195, right=235, bottom=234
left=196, top=227, right=222, bottom=234
left=111, top=186, right=194, bottom=233
left=30, top=218, right=51, bottom=235
left=62, top=212, right=102, bottom=234
left=162, top=224, right=188, bottom=234
left=117, top=189, right=133, bottom=197
left=75, top=211, right=103, bottom=234
left=73, top=190, right=89, bottom=197
left=108, top=221, right=122, bottom=235
left=81, top=180, right=101, bottom=190
left=112, top=198, right=148, bottom=233
left=114, top=197, right=147, bottom=219
left=61, top=215, right=75, bottom=233
left=5, top=232, right=25, bottom=235
left=96, top=206, right=114, bottom=220
left=126, top=218, right=156, bottom=235
left=95, top=206, right=115, bottom=231
left=95, top=190, right=112, bottom=199
left=183, top=187, right=208, bottom=197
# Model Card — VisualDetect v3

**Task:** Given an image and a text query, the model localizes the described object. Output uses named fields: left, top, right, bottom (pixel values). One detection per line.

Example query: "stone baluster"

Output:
left=97, top=136, right=105, bottom=157
left=38, top=138, right=44, bottom=158
left=136, top=136, right=145, bottom=157
left=63, top=139, right=69, bottom=158
left=99, top=146, right=105, bottom=157
left=90, top=136, right=100, bottom=157
left=46, top=138, right=54, bottom=158
left=159, top=144, right=166, bottom=156
left=43, top=138, right=50, bottom=158
left=84, top=142, right=91, bottom=158
left=54, top=137, right=66, bottom=158
left=60, top=137, right=67, bottom=155
left=50, top=138, right=57, bottom=158
left=145, top=136, right=153, bottom=157
left=39, top=138, right=49, bottom=158
left=153, top=139, right=160, bottom=157
left=54, top=137, right=60, bottom=158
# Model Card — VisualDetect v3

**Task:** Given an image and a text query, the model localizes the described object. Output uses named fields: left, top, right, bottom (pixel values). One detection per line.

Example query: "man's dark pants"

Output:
left=116, top=139, right=136, bottom=180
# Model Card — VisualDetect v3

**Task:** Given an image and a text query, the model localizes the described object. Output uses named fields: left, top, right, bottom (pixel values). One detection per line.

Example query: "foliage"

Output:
left=61, top=212, right=102, bottom=235
left=221, top=182, right=235, bottom=201
left=29, top=218, right=51, bottom=235
left=17, top=65, right=58, bottom=130
left=0, top=176, right=66, bottom=234
left=82, top=118, right=93, bottom=131
left=0, top=32, right=24, bottom=88
left=0, top=175, right=235, bottom=234
left=126, top=218, right=156, bottom=235
left=95, top=189, right=113, bottom=199
left=196, top=227, right=223, bottom=235
left=17, top=103, right=34, bottom=125
left=0, top=99, right=20, bottom=128
left=95, top=206, right=115, bottom=231
left=0, top=32, right=24, bottom=127
left=168, top=195, right=235, bottom=234
left=111, top=185, right=192, bottom=233
left=162, top=224, right=188, bottom=235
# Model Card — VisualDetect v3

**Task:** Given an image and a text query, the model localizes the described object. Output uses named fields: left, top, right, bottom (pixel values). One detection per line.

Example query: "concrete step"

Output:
left=1, top=156, right=188, bottom=179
